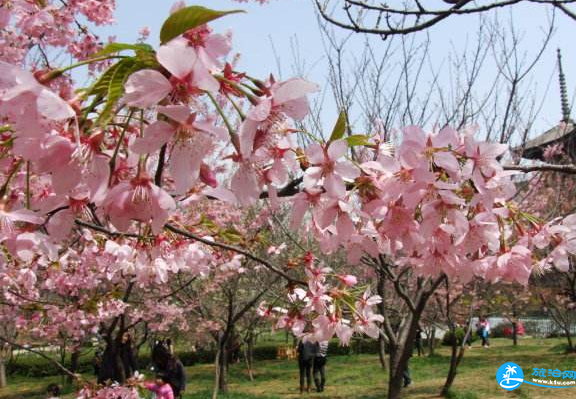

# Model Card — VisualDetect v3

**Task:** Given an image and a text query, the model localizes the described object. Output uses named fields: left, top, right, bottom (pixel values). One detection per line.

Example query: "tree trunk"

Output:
left=440, top=326, right=461, bottom=396
left=441, top=343, right=466, bottom=395
left=244, top=334, right=255, bottom=381
left=378, top=335, right=387, bottom=370
left=68, top=349, right=80, bottom=383
left=212, top=347, right=221, bottom=399
left=97, top=340, right=126, bottom=384
left=387, top=344, right=406, bottom=399
left=428, top=326, right=436, bottom=356
left=0, top=361, right=6, bottom=388
left=216, top=336, right=229, bottom=393
left=511, top=307, right=518, bottom=346
left=387, top=315, right=420, bottom=399
left=565, top=328, right=574, bottom=352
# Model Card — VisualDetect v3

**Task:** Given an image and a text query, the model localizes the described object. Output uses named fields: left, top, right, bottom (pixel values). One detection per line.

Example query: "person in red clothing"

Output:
left=142, top=372, right=175, bottom=399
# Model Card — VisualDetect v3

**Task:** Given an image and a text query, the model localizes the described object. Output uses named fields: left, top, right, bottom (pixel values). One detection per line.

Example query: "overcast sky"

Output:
left=95, top=0, right=576, bottom=143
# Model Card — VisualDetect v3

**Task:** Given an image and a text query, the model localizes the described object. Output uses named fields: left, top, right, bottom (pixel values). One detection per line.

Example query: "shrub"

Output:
left=441, top=328, right=478, bottom=346
left=493, top=322, right=525, bottom=338
left=8, top=340, right=385, bottom=377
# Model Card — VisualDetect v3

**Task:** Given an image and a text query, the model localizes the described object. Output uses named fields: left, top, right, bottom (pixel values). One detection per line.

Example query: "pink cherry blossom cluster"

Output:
left=288, top=126, right=576, bottom=287
left=1, top=3, right=576, bottom=395
left=77, top=385, right=140, bottom=399
left=1, top=0, right=115, bottom=65
left=264, top=127, right=576, bottom=342
left=259, top=252, right=382, bottom=345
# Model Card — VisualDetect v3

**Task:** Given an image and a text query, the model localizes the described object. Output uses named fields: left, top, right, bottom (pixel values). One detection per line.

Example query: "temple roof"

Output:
left=516, top=49, right=575, bottom=161
left=519, top=123, right=575, bottom=160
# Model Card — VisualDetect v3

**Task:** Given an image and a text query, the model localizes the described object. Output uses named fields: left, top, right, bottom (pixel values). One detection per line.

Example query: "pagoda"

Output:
left=518, top=49, right=576, bottom=161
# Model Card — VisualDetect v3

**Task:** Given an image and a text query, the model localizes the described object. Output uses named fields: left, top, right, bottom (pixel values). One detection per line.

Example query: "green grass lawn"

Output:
left=1, top=338, right=575, bottom=399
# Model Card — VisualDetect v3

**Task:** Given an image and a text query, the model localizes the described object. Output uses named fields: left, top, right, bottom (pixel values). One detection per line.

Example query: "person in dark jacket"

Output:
left=297, top=340, right=317, bottom=393
left=165, top=356, right=186, bottom=399
left=152, top=342, right=186, bottom=399
left=313, top=341, right=328, bottom=392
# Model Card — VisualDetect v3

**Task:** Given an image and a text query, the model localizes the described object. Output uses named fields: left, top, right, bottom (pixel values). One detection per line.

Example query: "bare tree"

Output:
left=312, top=0, right=575, bottom=38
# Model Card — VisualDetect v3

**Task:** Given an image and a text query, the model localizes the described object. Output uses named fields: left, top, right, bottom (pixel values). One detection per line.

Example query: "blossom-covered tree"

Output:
left=1, top=1, right=576, bottom=399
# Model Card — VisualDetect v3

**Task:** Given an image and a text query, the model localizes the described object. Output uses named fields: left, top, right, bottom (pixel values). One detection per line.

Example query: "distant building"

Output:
left=516, top=49, right=576, bottom=162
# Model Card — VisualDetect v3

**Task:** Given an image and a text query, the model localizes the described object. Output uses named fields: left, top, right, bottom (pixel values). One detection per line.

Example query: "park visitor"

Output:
left=152, top=341, right=187, bottom=399
left=165, top=338, right=174, bottom=355
left=297, top=339, right=317, bottom=393
left=477, top=317, right=491, bottom=348
left=142, top=372, right=175, bottom=399
left=415, top=325, right=423, bottom=356
left=46, top=383, right=61, bottom=399
left=313, top=341, right=329, bottom=392
left=165, top=354, right=186, bottom=398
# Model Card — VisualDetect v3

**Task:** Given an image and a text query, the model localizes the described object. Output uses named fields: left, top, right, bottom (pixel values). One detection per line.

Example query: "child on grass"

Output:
left=142, top=372, right=175, bottom=399
left=46, top=383, right=61, bottom=399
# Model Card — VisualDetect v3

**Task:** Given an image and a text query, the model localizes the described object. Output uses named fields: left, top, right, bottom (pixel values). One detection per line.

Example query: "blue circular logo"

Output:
left=496, top=362, right=524, bottom=391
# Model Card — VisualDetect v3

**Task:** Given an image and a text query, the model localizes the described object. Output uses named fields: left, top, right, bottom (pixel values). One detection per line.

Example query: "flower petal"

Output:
left=131, top=121, right=174, bottom=154
left=123, top=70, right=172, bottom=108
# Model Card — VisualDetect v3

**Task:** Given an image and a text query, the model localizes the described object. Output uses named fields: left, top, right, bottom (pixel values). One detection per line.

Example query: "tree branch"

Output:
left=164, top=224, right=305, bottom=285
left=503, top=163, right=576, bottom=174
left=0, top=335, right=79, bottom=381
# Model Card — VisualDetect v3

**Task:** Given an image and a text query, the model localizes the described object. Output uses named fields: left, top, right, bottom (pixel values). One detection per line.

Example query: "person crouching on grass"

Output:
left=141, top=372, right=175, bottom=399
left=46, top=383, right=61, bottom=399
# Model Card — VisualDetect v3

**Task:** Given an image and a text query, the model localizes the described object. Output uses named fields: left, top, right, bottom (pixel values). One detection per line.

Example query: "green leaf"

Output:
left=97, top=58, right=142, bottom=125
left=93, top=42, right=154, bottom=58
left=160, top=6, right=245, bottom=44
left=329, top=110, right=347, bottom=142
left=198, top=214, right=218, bottom=232
left=346, top=134, right=371, bottom=147
left=88, top=61, right=124, bottom=96
left=219, top=227, right=243, bottom=244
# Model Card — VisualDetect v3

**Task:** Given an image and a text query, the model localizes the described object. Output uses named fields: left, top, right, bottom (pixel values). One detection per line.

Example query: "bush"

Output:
left=441, top=328, right=478, bottom=346
left=7, top=354, right=96, bottom=377
left=490, top=323, right=506, bottom=338
left=8, top=340, right=385, bottom=377
left=492, top=322, right=525, bottom=338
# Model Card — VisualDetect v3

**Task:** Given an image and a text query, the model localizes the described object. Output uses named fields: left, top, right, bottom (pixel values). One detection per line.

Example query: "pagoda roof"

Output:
left=517, top=122, right=575, bottom=160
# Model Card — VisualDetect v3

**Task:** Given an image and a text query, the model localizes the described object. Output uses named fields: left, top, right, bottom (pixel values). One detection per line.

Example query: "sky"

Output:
left=95, top=0, right=576, bottom=143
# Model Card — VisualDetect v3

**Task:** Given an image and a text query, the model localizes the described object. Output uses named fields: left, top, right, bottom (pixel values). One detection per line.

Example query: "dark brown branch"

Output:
left=0, top=335, right=79, bottom=381
left=74, top=219, right=304, bottom=285
left=157, top=276, right=199, bottom=300
left=164, top=224, right=305, bottom=285
left=259, top=176, right=303, bottom=199
left=155, top=144, right=167, bottom=186
left=315, top=0, right=573, bottom=36
left=75, top=220, right=142, bottom=238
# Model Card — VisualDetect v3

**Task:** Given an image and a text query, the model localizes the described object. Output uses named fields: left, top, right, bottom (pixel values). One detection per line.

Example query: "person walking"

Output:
left=313, top=341, right=328, bottom=392
left=297, top=340, right=317, bottom=393
left=477, top=316, right=491, bottom=348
